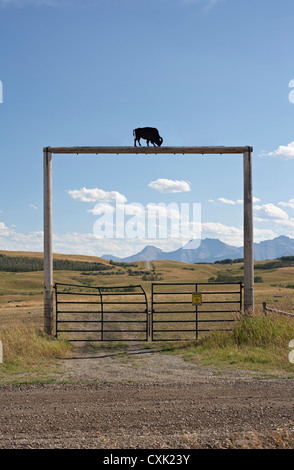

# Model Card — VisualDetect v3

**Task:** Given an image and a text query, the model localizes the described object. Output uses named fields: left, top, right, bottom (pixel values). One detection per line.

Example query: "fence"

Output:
left=55, top=281, right=243, bottom=342
left=55, top=283, right=148, bottom=342
left=151, top=282, right=243, bottom=341
left=262, top=302, right=294, bottom=317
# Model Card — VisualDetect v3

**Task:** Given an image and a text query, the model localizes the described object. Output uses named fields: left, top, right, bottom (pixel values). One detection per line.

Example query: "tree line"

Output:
left=0, top=254, right=112, bottom=272
left=254, top=256, right=294, bottom=270
left=214, top=256, right=294, bottom=270
left=208, top=273, right=263, bottom=283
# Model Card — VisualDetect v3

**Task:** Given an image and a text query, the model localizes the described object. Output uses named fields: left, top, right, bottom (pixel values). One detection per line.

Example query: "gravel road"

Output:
left=1, top=344, right=294, bottom=449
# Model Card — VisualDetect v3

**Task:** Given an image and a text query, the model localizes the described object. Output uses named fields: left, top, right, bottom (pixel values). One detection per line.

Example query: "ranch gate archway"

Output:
left=43, top=145, right=254, bottom=336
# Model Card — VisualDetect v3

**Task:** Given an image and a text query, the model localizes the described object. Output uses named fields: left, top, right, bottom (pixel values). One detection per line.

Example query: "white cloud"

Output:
left=87, top=204, right=115, bottom=215
left=0, top=226, right=43, bottom=251
left=0, top=220, right=286, bottom=257
left=217, top=197, right=237, bottom=205
left=148, top=178, right=191, bottom=193
left=123, top=203, right=145, bottom=216
left=209, top=197, right=260, bottom=205
left=91, top=202, right=201, bottom=242
left=0, top=227, right=188, bottom=258
left=0, top=222, right=10, bottom=237
left=67, top=187, right=127, bottom=203
left=29, top=204, right=38, bottom=210
left=200, top=223, right=277, bottom=247
left=279, top=199, right=294, bottom=210
left=275, top=218, right=294, bottom=233
left=146, top=203, right=181, bottom=220
left=201, top=222, right=243, bottom=246
left=254, top=203, right=289, bottom=222
left=267, top=141, right=294, bottom=159
left=253, top=228, right=277, bottom=243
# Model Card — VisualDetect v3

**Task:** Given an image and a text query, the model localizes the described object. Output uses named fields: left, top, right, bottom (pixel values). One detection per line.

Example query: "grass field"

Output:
left=1, top=250, right=294, bottom=379
left=1, top=250, right=294, bottom=321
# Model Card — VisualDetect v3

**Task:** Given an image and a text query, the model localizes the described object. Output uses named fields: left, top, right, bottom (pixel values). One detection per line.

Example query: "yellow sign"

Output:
left=192, top=293, right=202, bottom=305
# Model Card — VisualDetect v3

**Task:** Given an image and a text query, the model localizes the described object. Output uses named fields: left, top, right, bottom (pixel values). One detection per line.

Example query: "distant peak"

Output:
left=276, top=235, right=290, bottom=240
left=141, top=245, right=163, bottom=253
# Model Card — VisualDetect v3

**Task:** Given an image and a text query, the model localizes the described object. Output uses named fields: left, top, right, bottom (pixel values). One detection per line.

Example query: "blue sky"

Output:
left=1, top=0, right=294, bottom=257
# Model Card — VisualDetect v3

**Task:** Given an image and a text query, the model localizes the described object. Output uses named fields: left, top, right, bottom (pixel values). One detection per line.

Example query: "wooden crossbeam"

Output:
left=45, top=146, right=253, bottom=155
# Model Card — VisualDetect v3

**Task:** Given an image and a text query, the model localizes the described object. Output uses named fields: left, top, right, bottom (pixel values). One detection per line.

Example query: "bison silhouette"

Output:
left=133, top=127, right=163, bottom=147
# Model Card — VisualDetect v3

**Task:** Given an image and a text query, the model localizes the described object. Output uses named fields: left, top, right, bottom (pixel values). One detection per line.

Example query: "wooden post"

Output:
left=44, top=148, right=54, bottom=335
left=243, top=148, right=254, bottom=314
left=262, top=302, right=267, bottom=315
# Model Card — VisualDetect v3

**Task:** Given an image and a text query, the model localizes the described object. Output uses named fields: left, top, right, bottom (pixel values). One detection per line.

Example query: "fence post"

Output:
left=243, top=148, right=254, bottom=314
left=44, top=148, right=54, bottom=335
left=262, top=302, right=267, bottom=315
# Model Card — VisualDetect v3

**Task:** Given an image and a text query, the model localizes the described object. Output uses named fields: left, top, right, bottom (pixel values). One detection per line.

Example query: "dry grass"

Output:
left=0, top=323, right=72, bottom=379
left=174, top=426, right=294, bottom=448
left=162, top=309, right=294, bottom=373
left=225, top=426, right=294, bottom=449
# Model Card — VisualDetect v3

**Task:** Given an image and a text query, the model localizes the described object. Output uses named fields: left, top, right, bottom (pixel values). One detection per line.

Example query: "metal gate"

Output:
left=151, top=282, right=243, bottom=341
left=55, top=283, right=148, bottom=342
left=55, top=281, right=242, bottom=343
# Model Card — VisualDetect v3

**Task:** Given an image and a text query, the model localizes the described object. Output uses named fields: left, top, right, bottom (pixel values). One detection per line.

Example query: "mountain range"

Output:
left=102, top=236, right=294, bottom=264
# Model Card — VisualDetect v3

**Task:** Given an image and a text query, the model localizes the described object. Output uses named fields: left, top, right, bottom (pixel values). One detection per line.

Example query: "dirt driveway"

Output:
left=1, top=344, right=294, bottom=449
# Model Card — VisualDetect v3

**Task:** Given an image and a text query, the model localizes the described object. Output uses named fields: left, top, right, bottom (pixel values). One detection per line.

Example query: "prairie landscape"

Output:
left=1, top=249, right=294, bottom=327
left=1, top=250, right=294, bottom=449
left=1, top=249, right=294, bottom=377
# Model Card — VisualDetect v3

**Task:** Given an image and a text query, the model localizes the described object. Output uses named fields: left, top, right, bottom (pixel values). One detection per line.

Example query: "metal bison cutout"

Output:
left=133, top=127, right=163, bottom=147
